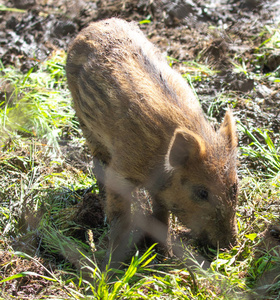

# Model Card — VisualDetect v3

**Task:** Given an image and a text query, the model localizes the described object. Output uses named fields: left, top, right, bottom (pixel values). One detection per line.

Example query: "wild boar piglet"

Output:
left=66, top=18, right=238, bottom=267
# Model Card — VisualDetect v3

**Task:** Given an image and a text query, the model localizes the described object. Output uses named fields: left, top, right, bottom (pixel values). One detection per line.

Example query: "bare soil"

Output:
left=1, top=0, right=280, bottom=137
left=0, top=251, right=67, bottom=299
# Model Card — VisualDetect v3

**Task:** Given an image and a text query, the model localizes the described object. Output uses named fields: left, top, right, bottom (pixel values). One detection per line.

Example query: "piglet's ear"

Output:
left=167, top=128, right=206, bottom=168
left=219, top=110, right=238, bottom=149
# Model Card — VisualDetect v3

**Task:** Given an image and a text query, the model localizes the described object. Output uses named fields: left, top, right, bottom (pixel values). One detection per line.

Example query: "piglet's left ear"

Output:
left=167, top=128, right=206, bottom=168
left=219, top=110, right=238, bottom=149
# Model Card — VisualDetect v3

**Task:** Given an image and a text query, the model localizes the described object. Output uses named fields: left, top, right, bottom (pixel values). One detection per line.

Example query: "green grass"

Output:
left=167, top=56, right=217, bottom=82
left=1, top=34, right=280, bottom=299
left=0, top=52, right=75, bottom=153
left=0, top=4, right=26, bottom=13
left=239, top=124, right=280, bottom=177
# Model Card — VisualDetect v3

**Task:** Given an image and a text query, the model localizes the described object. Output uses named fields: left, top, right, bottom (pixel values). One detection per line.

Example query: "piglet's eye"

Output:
left=194, top=186, right=209, bottom=202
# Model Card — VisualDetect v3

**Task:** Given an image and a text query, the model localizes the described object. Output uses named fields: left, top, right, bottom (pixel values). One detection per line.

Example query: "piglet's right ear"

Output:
left=219, top=110, right=238, bottom=150
left=167, top=128, right=206, bottom=168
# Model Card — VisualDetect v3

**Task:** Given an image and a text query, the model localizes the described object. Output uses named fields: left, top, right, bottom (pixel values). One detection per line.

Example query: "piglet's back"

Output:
left=66, top=18, right=204, bottom=137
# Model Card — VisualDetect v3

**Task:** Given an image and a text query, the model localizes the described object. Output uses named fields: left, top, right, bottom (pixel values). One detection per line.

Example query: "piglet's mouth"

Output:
left=196, top=230, right=236, bottom=250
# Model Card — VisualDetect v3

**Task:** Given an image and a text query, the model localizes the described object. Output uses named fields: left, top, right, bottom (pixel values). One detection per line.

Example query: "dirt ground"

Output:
left=1, top=0, right=280, bottom=138
left=1, top=0, right=280, bottom=297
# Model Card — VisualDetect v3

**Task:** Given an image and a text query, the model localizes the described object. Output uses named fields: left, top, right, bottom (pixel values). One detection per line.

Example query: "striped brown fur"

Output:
left=66, top=18, right=238, bottom=267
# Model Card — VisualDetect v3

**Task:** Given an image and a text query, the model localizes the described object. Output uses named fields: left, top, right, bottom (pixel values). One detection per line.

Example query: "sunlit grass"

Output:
left=0, top=51, right=75, bottom=153
left=239, top=123, right=280, bottom=177
left=0, top=4, right=25, bottom=12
